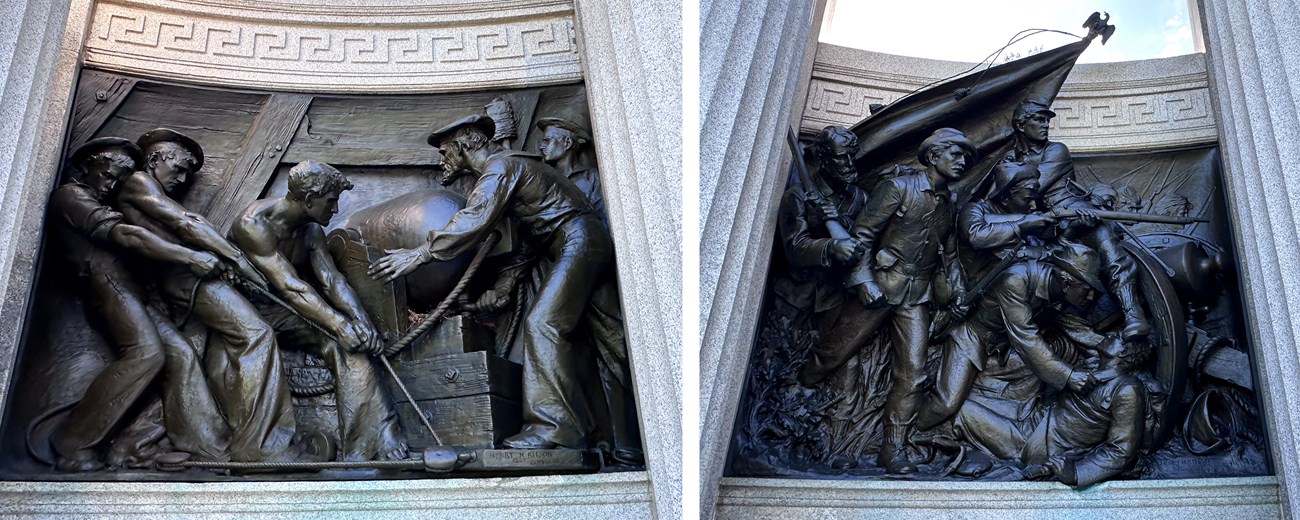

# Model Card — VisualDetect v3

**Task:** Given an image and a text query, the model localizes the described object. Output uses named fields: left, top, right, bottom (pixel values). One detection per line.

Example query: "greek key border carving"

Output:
left=802, top=50, right=1218, bottom=153
left=84, top=1, right=582, bottom=93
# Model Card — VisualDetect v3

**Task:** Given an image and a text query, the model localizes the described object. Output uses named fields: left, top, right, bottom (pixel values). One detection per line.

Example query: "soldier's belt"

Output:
left=885, top=261, right=936, bottom=277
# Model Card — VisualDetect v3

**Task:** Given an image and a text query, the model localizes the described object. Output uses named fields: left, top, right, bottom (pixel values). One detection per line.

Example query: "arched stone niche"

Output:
left=701, top=12, right=1289, bottom=517
left=0, top=0, right=681, bottom=517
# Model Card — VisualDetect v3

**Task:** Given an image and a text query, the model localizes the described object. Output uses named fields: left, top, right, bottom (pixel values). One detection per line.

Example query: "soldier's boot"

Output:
left=1117, top=283, right=1153, bottom=342
left=877, top=421, right=917, bottom=475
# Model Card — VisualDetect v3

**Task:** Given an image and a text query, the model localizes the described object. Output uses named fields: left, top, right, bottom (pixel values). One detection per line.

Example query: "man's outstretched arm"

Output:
left=116, top=174, right=268, bottom=288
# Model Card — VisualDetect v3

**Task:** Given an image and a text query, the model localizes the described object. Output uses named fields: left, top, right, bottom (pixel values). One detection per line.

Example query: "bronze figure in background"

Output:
left=773, top=126, right=867, bottom=327
left=1006, top=100, right=1152, bottom=341
left=537, top=114, right=641, bottom=464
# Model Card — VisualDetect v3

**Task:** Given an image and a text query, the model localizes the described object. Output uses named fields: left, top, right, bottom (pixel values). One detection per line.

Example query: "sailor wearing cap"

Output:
left=371, top=115, right=612, bottom=452
left=47, top=138, right=230, bottom=471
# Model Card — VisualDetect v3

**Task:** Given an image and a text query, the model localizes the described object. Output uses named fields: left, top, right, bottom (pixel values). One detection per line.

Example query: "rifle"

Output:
left=1044, top=208, right=1207, bottom=226
left=787, top=127, right=851, bottom=240
left=929, top=252, right=1021, bottom=340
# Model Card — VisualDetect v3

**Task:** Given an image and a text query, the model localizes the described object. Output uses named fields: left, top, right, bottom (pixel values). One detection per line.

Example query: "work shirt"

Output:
left=847, top=171, right=960, bottom=306
left=961, top=261, right=1076, bottom=391
left=428, top=150, right=595, bottom=261
left=563, top=166, right=606, bottom=220
left=48, top=181, right=126, bottom=277
left=1006, top=140, right=1080, bottom=208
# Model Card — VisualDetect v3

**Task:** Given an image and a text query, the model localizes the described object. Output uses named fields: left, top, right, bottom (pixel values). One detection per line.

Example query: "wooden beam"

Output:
left=201, top=93, right=312, bottom=231
left=283, top=143, right=437, bottom=167
left=63, top=70, right=136, bottom=155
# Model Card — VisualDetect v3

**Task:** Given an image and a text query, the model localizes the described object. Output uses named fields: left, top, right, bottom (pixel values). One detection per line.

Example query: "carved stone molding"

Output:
left=717, top=476, right=1280, bottom=518
left=83, top=0, right=583, bottom=93
left=802, top=44, right=1218, bottom=154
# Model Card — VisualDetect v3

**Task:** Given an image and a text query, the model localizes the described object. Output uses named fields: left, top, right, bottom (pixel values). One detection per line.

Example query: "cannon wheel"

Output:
left=1122, top=242, right=1189, bottom=449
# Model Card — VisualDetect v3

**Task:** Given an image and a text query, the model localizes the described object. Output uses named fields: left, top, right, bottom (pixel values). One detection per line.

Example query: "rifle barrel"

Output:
left=1052, top=209, right=1205, bottom=225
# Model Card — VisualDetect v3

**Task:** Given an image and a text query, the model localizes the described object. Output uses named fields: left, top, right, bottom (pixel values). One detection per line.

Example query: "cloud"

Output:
left=1158, top=15, right=1193, bottom=58
left=821, top=0, right=1196, bottom=64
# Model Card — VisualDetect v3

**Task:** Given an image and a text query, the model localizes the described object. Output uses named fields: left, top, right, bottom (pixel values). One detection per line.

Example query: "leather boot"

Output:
left=877, top=422, right=917, bottom=475
left=1117, top=283, right=1153, bottom=341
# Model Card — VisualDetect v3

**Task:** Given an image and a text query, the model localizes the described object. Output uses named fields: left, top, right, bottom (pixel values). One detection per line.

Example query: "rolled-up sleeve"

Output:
left=50, top=185, right=122, bottom=243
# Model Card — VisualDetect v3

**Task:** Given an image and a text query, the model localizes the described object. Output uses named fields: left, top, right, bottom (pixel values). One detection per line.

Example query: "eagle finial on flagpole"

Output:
left=1083, top=12, right=1116, bottom=44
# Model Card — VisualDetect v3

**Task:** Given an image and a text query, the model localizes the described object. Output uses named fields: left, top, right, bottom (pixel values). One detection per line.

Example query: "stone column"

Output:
left=698, top=0, right=827, bottom=517
left=1198, top=0, right=1300, bottom=517
left=572, top=1, right=682, bottom=519
left=0, top=0, right=88, bottom=419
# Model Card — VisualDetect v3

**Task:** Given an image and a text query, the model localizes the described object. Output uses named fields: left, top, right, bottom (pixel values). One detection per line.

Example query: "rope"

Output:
left=175, top=458, right=422, bottom=471
left=383, top=231, right=502, bottom=357
left=25, top=400, right=79, bottom=466
left=175, top=278, right=203, bottom=329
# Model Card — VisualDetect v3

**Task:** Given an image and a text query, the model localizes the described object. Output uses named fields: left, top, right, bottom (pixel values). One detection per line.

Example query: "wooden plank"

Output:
left=520, top=85, right=588, bottom=153
left=282, top=143, right=436, bottom=166
left=94, top=82, right=265, bottom=211
left=392, top=350, right=523, bottom=402
left=201, top=93, right=312, bottom=231
left=64, top=70, right=136, bottom=155
left=283, top=90, right=542, bottom=167
left=395, top=394, right=521, bottom=449
left=412, top=315, right=496, bottom=358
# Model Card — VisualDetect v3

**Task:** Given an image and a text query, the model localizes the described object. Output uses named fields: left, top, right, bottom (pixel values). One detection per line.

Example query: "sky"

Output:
left=820, top=0, right=1198, bottom=64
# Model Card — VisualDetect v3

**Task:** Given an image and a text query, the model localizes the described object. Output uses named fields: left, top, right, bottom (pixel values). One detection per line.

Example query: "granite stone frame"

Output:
left=0, top=0, right=680, bottom=518
left=701, top=1, right=1293, bottom=518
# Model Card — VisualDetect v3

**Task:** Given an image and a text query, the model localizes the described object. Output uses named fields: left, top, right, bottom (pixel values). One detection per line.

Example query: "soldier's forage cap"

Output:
left=536, top=113, right=593, bottom=143
left=69, top=137, right=144, bottom=173
left=917, top=127, right=976, bottom=167
left=989, top=161, right=1040, bottom=201
left=1013, top=100, right=1057, bottom=121
left=428, top=115, right=496, bottom=147
left=137, top=128, right=204, bottom=171
left=1048, top=241, right=1106, bottom=293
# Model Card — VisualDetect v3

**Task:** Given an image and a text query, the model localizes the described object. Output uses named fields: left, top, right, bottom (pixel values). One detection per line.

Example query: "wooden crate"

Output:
left=391, top=350, right=522, bottom=401
left=395, top=394, right=521, bottom=449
